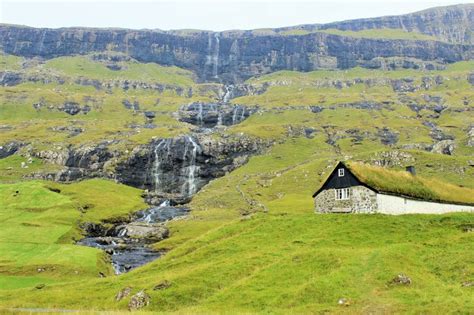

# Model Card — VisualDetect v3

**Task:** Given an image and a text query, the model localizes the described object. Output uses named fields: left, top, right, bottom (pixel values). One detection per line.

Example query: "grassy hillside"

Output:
left=1, top=209, right=473, bottom=313
left=0, top=180, right=146, bottom=291
left=0, top=50, right=473, bottom=313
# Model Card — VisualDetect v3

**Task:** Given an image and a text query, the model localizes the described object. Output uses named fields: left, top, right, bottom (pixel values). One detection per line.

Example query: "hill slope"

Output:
left=0, top=4, right=473, bottom=313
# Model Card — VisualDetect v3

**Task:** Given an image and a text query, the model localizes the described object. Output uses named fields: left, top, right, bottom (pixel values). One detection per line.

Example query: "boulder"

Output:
left=431, top=140, right=456, bottom=155
left=115, top=287, right=132, bottom=301
left=128, top=290, right=150, bottom=311
left=389, top=274, right=412, bottom=286
left=120, top=223, right=169, bottom=242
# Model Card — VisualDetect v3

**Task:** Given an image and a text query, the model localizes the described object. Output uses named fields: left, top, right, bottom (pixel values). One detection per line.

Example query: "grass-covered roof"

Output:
left=341, top=162, right=474, bottom=205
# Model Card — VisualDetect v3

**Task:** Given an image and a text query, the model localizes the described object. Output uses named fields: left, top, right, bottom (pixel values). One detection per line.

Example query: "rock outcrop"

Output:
left=115, top=135, right=267, bottom=198
left=179, top=102, right=256, bottom=128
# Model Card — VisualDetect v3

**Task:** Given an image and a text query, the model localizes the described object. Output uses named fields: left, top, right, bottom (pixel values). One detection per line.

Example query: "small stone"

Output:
left=35, top=283, right=45, bottom=289
left=390, top=273, right=412, bottom=285
left=153, top=280, right=171, bottom=290
left=338, top=298, right=351, bottom=306
left=128, top=290, right=150, bottom=311
left=115, top=286, right=132, bottom=301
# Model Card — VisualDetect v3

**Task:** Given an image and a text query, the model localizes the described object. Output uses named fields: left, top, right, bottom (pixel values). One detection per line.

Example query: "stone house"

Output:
left=313, top=161, right=474, bottom=215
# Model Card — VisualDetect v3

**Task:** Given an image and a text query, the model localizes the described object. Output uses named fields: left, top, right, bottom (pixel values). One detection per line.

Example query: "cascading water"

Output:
left=78, top=200, right=189, bottom=274
left=181, top=136, right=201, bottom=196
left=232, top=105, right=246, bottom=125
left=152, top=139, right=171, bottom=192
left=196, top=102, right=204, bottom=126
left=150, top=136, right=203, bottom=196
left=223, top=85, right=234, bottom=103
left=213, top=33, right=220, bottom=79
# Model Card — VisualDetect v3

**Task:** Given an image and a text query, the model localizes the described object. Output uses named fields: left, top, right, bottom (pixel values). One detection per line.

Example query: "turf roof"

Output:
left=315, top=161, right=474, bottom=206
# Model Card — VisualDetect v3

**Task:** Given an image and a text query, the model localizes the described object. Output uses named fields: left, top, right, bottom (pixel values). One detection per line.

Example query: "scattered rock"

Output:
left=128, top=290, right=150, bottom=311
left=144, top=111, right=156, bottom=119
left=153, top=280, right=172, bottom=291
left=431, top=140, right=456, bottom=155
left=338, top=297, right=351, bottom=306
left=309, top=105, right=324, bottom=113
left=0, top=71, right=22, bottom=86
left=376, top=127, right=399, bottom=146
left=0, top=141, right=23, bottom=159
left=62, top=102, right=82, bottom=115
left=458, top=224, right=473, bottom=233
left=461, top=281, right=473, bottom=287
left=122, top=99, right=140, bottom=111
left=35, top=283, right=46, bottom=289
left=389, top=273, right=412, bottom=286
left=115, top=287, right=132, bottom=301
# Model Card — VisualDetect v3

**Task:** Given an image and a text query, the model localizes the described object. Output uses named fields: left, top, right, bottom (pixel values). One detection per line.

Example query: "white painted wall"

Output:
left=376, top=193, right=474, bottom=215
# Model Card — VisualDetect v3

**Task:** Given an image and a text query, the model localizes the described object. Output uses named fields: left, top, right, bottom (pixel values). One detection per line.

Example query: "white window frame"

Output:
left=338, top=168, right=345, bottom=177
left=335, top=188, right=351, bottom=200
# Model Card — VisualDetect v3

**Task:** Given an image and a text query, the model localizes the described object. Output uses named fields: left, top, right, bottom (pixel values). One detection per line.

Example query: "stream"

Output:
left=78, top=201, right=189, bottom=274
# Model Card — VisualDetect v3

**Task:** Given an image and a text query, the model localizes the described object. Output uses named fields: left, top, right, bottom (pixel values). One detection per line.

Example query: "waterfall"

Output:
left=213, top=33, right=220, bottom=79
left=38, top=30, right=47, bottom=52
left=240, top=106, right=246, bottom=121
left=206, top=33, right=213, bottom=66
left=150, top=136, right=202, bottom=197
left=232, top=106, right=238, bottom=125
left=223, top=85, right=234, bottom=103
left=217, top=112, right=223, bottom=126
left=232, top=105, right=246, bottom=125
left=181, top=136, right=201, bottom=196
left=197, top=102, right=204, bottom=126
left=152, top=139, right=171, bottom=192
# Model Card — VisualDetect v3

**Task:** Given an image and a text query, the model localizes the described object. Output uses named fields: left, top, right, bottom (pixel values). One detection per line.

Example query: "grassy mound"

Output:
left=0, top=179, right=146, bottom=291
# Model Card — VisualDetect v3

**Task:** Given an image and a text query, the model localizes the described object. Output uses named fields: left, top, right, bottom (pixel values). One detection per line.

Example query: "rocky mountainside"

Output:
left=1, top=4, right=473, bottom=82
left=279, top=4, right=474, bottom=44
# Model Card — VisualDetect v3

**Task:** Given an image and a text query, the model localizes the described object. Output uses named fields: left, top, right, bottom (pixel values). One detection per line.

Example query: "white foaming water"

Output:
left=217, top=112, right=223, bottom=126
left=118, top=228, right=127, bottom=237
left=181, top=136, right=202, bottom=196
left=232, top=106, right=246, bottom=125
left=213, top=33, right=220, bottom=79
left=196, top=103, right=204, bottom=126
left=152, top=139, right=171, bottom=192
left=223, top=85, right=234, bottom=103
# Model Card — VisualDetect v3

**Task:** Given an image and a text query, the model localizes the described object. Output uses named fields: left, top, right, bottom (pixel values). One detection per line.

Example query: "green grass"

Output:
left=0, top=53, right=23, bottom=70
left=0, top=179, right=147, bottom=291
left=278, top=28, right=439, bottom=41
left=1, top=211, right=472, bottom=313
left=0, top=51, right=473, bottom=314
left=44, top=55, right=196, bottom=86
left=319, top=28, right=440, bottom=41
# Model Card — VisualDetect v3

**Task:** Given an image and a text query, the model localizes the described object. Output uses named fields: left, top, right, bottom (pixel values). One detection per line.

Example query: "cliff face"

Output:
left=317, top=4, right=474, bottom=44
left=0, top=4, right=472, bottom=82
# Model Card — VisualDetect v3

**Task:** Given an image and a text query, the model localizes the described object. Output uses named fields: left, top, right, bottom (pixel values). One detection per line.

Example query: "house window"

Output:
left=335, top=188, right=351, bottom=200
left=338, top=168, right=345, bottom=177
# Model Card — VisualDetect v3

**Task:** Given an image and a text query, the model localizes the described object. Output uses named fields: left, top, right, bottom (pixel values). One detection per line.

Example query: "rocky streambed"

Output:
left=78, top=201, right=189, bottom=274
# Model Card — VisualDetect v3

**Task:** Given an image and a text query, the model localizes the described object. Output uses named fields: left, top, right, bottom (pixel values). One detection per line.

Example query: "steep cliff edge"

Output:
left=1, top=4, right=472, bottom=82
left=280, top=4, right=474, bottom=44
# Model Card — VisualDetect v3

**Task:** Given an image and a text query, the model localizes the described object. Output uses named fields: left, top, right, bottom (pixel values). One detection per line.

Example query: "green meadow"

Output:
left=0, top=52, right=473, bottom=313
